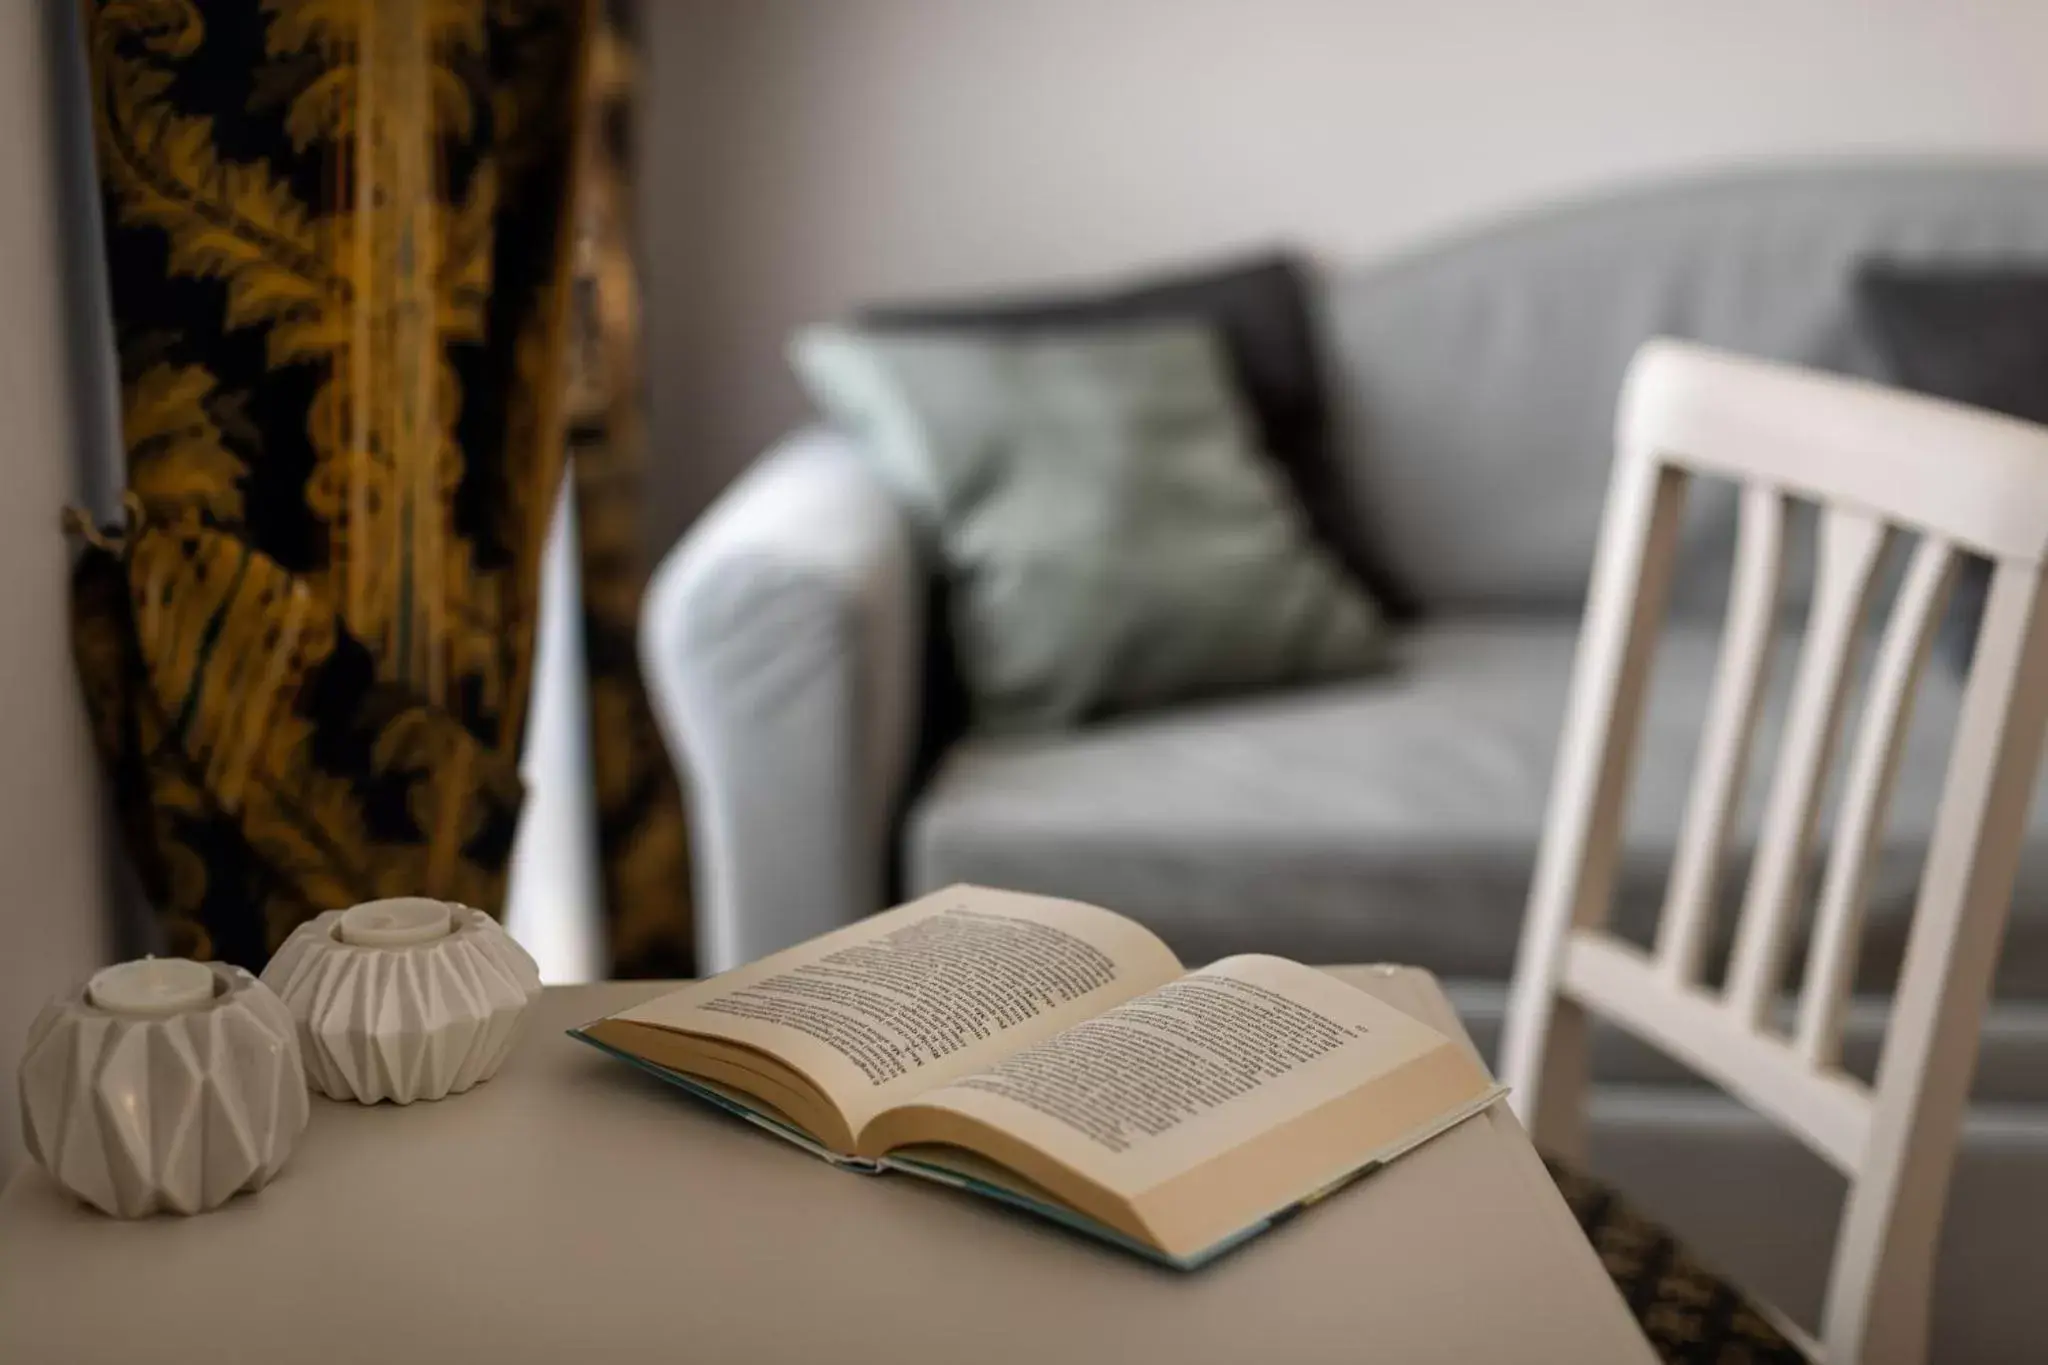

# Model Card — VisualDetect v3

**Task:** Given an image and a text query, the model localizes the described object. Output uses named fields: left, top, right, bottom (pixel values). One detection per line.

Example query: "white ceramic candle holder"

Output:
left=260, top=898, right=542, bottom=1105
left=17, top=960, right=310, bottom=1218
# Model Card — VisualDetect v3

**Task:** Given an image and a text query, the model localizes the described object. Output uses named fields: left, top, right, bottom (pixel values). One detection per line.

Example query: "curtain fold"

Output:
left=564, top=2, right=694, bottom=977
left=68, top=0, right=690, bottom=975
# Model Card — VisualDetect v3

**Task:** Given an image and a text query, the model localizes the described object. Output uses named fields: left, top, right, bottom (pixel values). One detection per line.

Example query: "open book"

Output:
left=572, top=885, right=1502, bottom=1268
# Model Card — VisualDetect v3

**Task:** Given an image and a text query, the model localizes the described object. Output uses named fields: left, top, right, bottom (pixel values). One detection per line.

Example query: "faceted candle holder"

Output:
left=17, top=959, right=310, bottom=1218
left=261, top=898, right=542, bottom=1105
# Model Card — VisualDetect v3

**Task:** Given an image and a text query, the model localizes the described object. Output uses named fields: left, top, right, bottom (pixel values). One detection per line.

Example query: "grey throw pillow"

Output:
left=1855, top=262, right=2048, bottom=672
left=791, top=323, right=1387, bottom=732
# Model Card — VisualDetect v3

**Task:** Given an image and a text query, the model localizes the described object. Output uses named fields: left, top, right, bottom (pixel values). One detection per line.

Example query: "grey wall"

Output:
left=0, top=0, right=118, bottom=1183
left=637, top=0, right=2048, bottom=554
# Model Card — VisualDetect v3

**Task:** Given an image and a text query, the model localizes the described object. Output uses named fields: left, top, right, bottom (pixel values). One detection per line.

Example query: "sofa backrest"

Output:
left=1320, top=160, right=2048, bottom=616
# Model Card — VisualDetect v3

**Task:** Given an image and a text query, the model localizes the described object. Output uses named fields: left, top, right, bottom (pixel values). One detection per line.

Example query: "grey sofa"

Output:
left=644, top=162, right=2048, bottom=1360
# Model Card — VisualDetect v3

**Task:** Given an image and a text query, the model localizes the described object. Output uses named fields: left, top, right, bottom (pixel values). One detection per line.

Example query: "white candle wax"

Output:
left=338, top=898, right=454, bottom=947
left=87, top=958, right=216, bottom=1016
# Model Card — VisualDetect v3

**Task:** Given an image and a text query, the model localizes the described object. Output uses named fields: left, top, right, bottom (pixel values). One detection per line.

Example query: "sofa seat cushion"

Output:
left=905, top=617, right=2048, bottom=995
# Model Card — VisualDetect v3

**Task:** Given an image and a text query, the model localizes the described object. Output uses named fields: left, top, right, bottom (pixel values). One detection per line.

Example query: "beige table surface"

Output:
left=0, top=967, right=1653, bottom=1365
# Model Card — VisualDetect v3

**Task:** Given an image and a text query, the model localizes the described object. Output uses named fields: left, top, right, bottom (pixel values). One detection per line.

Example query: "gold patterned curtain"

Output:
left=68, top=0, right=691, bottom=975
left=563, top=3, right=693, bottom=977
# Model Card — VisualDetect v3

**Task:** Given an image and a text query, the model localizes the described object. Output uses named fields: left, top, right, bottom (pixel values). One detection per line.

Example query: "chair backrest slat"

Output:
left=1794, top=535, right=1958, bottom=1066
left=1502, top=339, right=2048, bottom=1365
left=1563, top=932, right=1873, bottom=1172
left=1655, top=483, right=1789, bottom=986
left=1725, top=507, right=1892, bottom=1028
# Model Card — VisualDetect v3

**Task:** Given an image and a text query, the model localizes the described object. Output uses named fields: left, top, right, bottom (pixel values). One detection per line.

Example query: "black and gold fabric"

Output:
left=68, top=0, right=689, bottom=973
left=1545, top=1156, right=1811, bottom=1364
left=560, top=2, right=692, bottom=977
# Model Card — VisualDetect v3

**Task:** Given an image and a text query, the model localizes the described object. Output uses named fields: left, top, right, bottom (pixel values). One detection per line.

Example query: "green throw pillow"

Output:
left=791, top=323, right=1387, bottom=732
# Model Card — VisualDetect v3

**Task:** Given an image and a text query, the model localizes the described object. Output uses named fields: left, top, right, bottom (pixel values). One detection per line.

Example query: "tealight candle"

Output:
left=264, top=899, right=542, bottom=1104
left=86, top=957, right=217, bottom=1016
left=338, top=897, right=453, bottom=947
left=20, top=961, right=308, bottom=1217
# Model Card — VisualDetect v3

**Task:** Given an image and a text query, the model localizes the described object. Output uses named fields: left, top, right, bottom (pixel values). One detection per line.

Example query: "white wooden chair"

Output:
left=1501, top=339, right=2048, bottom=1365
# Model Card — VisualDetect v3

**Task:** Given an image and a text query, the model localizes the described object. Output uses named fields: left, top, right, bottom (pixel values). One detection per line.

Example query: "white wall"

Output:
left=638, top=0, right=2048, bottom=547
left=0, top=0, right=116, bottom=1183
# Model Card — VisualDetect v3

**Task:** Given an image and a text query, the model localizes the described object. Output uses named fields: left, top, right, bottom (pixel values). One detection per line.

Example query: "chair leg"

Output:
left=1504, top=981, right=1592, bottom=1163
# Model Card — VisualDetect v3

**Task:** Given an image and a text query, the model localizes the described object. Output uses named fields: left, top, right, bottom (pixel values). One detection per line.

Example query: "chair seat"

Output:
left=907, top=617, right=2048, bottom=992
left=1545, top=1155, right=1811, bottom=1364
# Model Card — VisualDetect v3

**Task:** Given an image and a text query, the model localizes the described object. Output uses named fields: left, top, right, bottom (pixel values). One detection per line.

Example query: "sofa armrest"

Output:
left=640, top=428, right=926, bottom=972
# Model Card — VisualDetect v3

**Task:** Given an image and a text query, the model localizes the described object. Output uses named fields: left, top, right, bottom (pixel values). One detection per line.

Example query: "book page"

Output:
left=861, top=955, right=1496, bottom=1251
left=608, top=885, right=1183, bottom=1140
